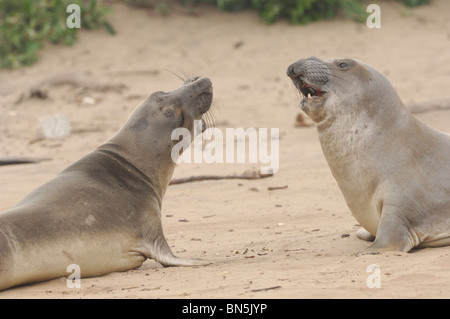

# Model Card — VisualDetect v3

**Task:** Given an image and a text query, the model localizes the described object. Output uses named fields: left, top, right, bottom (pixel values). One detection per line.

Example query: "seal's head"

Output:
left=146, top=76, right=213, bottom=135
left=106, top=77, right=213, bottom=190
left=118, top=76, right=213, bottom=148
left=287, top=57, right=402, bottom=125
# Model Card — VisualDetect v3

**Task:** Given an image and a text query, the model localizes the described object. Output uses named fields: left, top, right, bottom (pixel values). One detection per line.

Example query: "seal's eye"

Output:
left=339, top=62, right=349, bottom=69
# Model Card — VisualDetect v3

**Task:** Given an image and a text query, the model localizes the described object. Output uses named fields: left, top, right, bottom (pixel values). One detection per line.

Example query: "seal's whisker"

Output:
left=181, top=68, right=201, bottom=83
left=291, top=85, right=306, bottom=100
left=327, top=74, right=352, bottom=93
left=328, top=73, right=351, bottom=84
left=210, top=100, right=220, bottom=126
left=326, top=76, right=351, bottom=93
left=165, top=68, right=186, bottom=83
left=322, top=74, right=350, bottom=95
left=328, top=80, right=350, bottom=95
left=211, top=99, right=220, bottom=112
left=205, top=114, right=212, bottom=131
left=177, top=67, right=191, bottom=82
left=204, top=108, right=215, bottom=129
left=209, top=101, right=219, bottom=128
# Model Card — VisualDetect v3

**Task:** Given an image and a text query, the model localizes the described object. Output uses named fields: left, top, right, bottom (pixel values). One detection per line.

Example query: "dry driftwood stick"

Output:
left=169, top=170, right=273, bottom=185
left=14, top=71, right=127, bottom=104
left=250, top=285, right=282, bottom=293
left=0, top=156, right=51, bottom=166
left=406, top=98, right=450, bottom=114
left=267, top=185, right=288, bottom=191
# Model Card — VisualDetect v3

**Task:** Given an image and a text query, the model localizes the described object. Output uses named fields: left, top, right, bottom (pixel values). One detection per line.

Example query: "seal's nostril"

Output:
left=287, top=65, right=303, bottom=79
left=288, top=65, right=296, bottom=77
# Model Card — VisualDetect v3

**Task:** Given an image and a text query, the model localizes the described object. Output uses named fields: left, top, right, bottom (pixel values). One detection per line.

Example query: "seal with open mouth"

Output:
left=0, top=77, right=213, bottom=291
left=287, top=56, right=450, bottom=253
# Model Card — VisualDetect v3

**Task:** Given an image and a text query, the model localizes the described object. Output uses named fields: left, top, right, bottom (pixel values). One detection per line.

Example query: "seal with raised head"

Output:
left=287, top=57, right=450, bottom=253
left=0, top=76, right=213, bottom=291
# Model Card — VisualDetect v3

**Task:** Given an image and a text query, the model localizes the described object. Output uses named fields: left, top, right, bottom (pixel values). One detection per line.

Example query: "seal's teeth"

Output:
left=308, top=93, right=311, bottom=99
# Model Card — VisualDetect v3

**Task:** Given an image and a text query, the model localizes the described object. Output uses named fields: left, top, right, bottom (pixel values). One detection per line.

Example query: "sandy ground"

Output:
left=0, top=1, right=449, bottom=299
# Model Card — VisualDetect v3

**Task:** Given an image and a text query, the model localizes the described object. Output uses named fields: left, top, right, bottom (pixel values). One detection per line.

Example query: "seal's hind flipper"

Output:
left=159, top=256, right=211, bottom=267
left=144, top=234, right=211, bottom=267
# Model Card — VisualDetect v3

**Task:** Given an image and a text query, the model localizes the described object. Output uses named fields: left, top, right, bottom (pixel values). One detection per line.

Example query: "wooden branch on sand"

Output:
left=406, top=98, right=450, bottom=114
left=14, top=71, right=127, bottom=104
left=169, top=170, right=273, bottom=185
left=0, top=156, right=51, bottom=166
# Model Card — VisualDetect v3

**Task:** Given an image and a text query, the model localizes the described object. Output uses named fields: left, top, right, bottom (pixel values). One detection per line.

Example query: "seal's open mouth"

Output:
left=295, top=79, right=326, bottom=100
left=300, top=81, right=324, bottom=98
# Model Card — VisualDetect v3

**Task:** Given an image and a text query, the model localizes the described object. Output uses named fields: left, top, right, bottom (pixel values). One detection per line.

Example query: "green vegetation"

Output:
left=0, top=0, right=110, bottom=68
left=0, top=0, right=431, bottom=69
left=125, top=0, right=430, bottom=24
left=197, top=0, right=367, bottom=24
left=401, top=0, right=429, bottom=7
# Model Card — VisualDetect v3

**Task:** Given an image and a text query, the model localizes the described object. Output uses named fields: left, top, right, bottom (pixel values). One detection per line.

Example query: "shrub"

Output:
left=252, top=0, right=367, bottom=24
left=0, top=0, right=110, bottom=68
left=401, top=0, right=429, bottom=7
left=187, top=0, right=429, bottom=23
left=180, top=0, right=366, bottom=24
left=0, top=0, right=432, bottom=69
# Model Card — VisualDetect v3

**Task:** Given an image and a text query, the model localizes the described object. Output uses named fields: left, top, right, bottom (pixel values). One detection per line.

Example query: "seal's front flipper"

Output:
left=145, top=234, right=211, bottom=267
left=356, top=227, right=375, bottom=242
left=357, top=205, right=416, bottom=255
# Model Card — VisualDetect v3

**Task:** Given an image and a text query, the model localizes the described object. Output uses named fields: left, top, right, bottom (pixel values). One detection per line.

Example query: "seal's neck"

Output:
left=315, top=99, right=414, bottom=190
left=98, top=140, right=175, bottom=200
left=317, top=96, right=412, bottom=157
